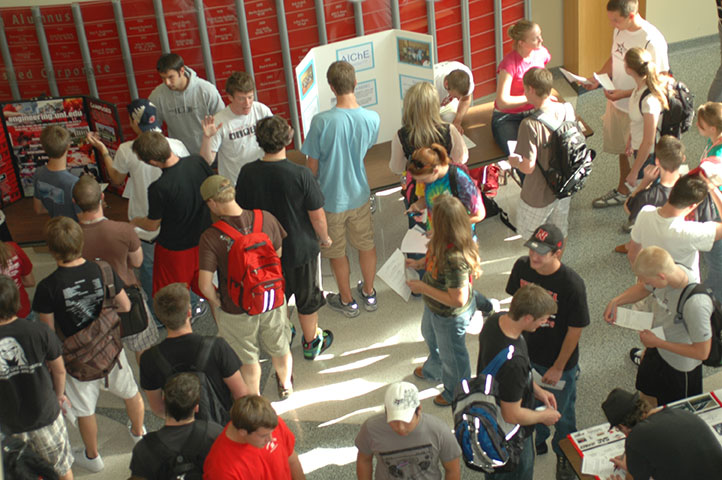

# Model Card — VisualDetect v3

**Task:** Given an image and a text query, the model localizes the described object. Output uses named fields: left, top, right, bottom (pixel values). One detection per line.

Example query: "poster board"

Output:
left=1, top=96, right=122, bottom=200
left=295, top=29, right=434, bottom=144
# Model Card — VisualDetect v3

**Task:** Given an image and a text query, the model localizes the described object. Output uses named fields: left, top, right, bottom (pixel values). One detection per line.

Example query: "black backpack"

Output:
left=149, top=337, right=231, bottom=426
left=452, top=345, right=526, bottom=473
left=448, top=164, right=517, bottom=233
left=675, top=284, right=722, bottom=367
left=1, top=435, right=58, bottom=480
left=532, top=103, right=596, bottom=199
left=639, top=80, right=695, bottom=139
left=144, top=421, right=209, bottom=480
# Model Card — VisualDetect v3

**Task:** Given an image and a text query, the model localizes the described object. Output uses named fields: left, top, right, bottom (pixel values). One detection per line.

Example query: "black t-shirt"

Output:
left=627, top=183, right=671, bottom=222
left=139, top=333, right=241, bottom=411
left=0, top=319, right=62, bottom=434
left=147, top=155, right=213, bottom=250
left=236, top=159, right=325, bottom=269
left=32, top=261, right=125, bottom=338
left=506, top=257, right=590, bottom=370
left=130, top=419, right=223, bottom=479
left=626, top=408, right=722, bottom=480
left=477, top=313, right=534, bottom=435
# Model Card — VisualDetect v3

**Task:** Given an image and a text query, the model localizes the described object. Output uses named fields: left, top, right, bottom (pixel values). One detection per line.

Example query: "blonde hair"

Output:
left=508, top=20, right=538, bottom=50
left=402, top=82, right=444, bottom=150
left=625, top=47, right=669, bottom=110
left=426, top=194, right=482, bottom=280
left=697, top=102, right=722, bottom=133
left=633, top=246, right=676, bottom=277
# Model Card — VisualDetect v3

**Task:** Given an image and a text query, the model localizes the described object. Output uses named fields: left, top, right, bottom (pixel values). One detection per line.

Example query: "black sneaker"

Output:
left=536, top=441, right=548, bottom=455
left=303, top=329, right=334, bottom=360
left=556, top=455, right=575, bottom=480
left=630, top=348, right=642, bottom=366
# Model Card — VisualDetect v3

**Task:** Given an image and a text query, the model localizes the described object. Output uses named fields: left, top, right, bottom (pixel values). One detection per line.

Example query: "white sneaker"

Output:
left=128, top=423, right=147, bottom=444
left=74, top=449, right=104, bottom=473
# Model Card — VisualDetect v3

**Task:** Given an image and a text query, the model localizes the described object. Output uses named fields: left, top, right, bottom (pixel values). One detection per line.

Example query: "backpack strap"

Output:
left=481, top=345, right=515, bottom=377
left=532, top=103, right=574, bottom=133
left=675, top=283, right=712, bottom=320
left=148, top=345, right=176, bottom=381
left=94, top=259, right=116, bottom=301
left=448, top=164, right=460, bottom=198
left=193, top=337, right=217, bottom=372
left=638, top=88, right=652, bottom=115
left=142, top=431, right=173, bottom=462
left=180, top=420, right=209, bottom=456
left=251, top=210, right=263, bottom=234
left=212, top=220, right=242, bottom=240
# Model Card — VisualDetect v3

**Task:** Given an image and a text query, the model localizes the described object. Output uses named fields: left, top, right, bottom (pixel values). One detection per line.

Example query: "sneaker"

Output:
left=536, top=441, right=548, bottom=455
left=74, top=449, right=104, bottom=473
left=303, top=328, right=334, bottom=360
left=326, top=293, right=360, bottom=318
left=622, top=219, right=634, bottom=233
left=556, top=455, right=576, bottom=480
left=592, top=189, right=628, bottom=208
left=433, top=394, right=451, bottom=407
left=630, top=347, right=642, bottom=366
left=356, top=281, right=378, bottom=312
left=275, top=373, right=294, bottom=400
left=128, top=423, right=147, bottom=444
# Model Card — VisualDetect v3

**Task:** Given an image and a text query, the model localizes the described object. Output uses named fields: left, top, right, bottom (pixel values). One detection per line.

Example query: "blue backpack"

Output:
left=452, top=345, right=525, bottom=473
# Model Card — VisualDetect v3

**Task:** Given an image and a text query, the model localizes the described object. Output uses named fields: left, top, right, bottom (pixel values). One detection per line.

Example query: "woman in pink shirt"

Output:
left=491, top=20, right=551, bottom=159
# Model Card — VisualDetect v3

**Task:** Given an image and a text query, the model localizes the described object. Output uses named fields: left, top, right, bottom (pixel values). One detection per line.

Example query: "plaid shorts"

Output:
left=122, top=289, right=159, bottom=352
left=516, top=196, right=571, bottom=242
left=13, top=411, right=74, bottom=476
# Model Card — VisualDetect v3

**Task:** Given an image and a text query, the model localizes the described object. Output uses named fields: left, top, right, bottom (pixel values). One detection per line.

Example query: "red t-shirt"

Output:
left=203, top=417, right=295, bottom=480
left=0, top=242, right=32, bottom=318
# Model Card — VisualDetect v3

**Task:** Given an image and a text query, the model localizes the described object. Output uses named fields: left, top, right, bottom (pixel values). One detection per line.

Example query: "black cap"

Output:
left=602, top=388, right=639, bottom=428
left=524, top=223, right=564, bottom=255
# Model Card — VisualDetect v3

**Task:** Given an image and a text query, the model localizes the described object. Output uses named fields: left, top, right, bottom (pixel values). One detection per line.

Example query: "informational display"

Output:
left=1, top=96, right=119, bottom=199
left=294, top=29, right=434, bottom=143
left=1, top=8, right=50, bottom=99
left=0, top=128, right=21, bottom=206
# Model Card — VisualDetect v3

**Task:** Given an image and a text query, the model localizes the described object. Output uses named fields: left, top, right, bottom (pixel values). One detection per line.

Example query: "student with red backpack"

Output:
left=198, top=175, right=293, bottom=399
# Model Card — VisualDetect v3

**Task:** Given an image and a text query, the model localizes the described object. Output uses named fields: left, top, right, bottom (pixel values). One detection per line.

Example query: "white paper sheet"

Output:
left=614, top=307, right=654, bottom=331
left=559, top=67, right=589, bottom=85
left=507, top=140, right=517, bottom=155
left=377, top=248, right=412, bottom=301
left=532, top=368, right=566, bottom=391
left=462, top=134, right=476, bottom=150
left=581, top=455, right=626, bottom=478
left=594, top=73, right=616, bottom=91
left=401, top=225, right=429, bottom=254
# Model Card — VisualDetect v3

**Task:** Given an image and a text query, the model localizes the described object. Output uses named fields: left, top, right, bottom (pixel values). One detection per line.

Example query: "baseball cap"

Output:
left=200, top=175, right=232, bottom=201
left=602, top=388, right=639, bottom=428
left=384, top=382, right=420, bottom=423
left=524, top=224, right=564, bottom=255
left=127, top=99, right=161, bottom=132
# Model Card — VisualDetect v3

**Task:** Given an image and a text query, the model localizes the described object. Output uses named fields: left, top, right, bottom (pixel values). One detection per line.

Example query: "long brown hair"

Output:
left=0, top=242, right=14, bottom=271
left=426, top=194, right=481, bottom=279
left=625, top=47, right=669, bottom=110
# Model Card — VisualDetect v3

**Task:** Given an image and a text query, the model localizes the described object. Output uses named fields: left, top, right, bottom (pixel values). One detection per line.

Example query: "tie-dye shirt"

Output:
left=423, top=165, right=482, bottom=231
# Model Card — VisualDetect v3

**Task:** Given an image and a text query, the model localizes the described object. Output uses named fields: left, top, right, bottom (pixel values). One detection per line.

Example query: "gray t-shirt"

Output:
left=355, top=413, right=461, bottom=480
left=648, top=265, right=714, bottom=371
left=32, top=166, right=79, bottom=220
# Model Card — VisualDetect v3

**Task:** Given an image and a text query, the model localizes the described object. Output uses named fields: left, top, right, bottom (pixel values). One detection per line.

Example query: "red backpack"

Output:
left=212, top=211, right=285, bottom=315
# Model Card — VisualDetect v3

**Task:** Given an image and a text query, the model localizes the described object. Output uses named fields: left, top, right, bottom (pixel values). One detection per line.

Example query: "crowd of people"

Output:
left=3, top=0, right=722, bottom=479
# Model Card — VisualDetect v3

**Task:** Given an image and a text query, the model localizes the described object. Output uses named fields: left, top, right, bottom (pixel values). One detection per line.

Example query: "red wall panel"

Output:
left=2, top=8, right=54, bottom=99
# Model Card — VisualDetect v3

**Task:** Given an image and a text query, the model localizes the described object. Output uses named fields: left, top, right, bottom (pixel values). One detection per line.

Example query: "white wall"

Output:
left=646, top=0, right=718, bottom=44
left=531, top=0, right=564, bottom=68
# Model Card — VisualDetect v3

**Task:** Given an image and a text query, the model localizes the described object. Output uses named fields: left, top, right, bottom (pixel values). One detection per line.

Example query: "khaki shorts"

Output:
left=602, top=101, right=631, bottom=155
left=216, top=301, right=290, bottom=365
left=322, top=201, right=375, bottom=259
left=65, top=349, right=139, bottom=417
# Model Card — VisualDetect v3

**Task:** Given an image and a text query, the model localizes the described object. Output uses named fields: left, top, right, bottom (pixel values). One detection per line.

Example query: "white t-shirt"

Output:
left=628, top=85, right=662, bottom=149
left=209, top=102, right=273, bottom=184
left=647, top=265, right=714, bottom=372
left=433, top=61, right=474, bottom=107
left=611, top=19, right=669, bottom=112
left=631, top=205, right=717, bottom=281
left=114, top=136, right=189, bottom=220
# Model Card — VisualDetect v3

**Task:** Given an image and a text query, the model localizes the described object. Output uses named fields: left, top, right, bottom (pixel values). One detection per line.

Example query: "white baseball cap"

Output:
left=384, top=382, right=420, bottom=423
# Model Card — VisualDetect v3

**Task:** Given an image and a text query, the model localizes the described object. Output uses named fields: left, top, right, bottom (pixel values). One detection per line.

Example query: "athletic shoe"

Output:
left=303, top=328, right=334, bottom=360
left=433, top=394, right=451, bottom=407
left=356, top=281, right=378, bottom=312
left=556, top=455, right=576, bottom=480
left=275, top=373, right=294, bottom=400
left=74, top=450, right=104, bottom=473
left=592, top=189, right=628, bottom=208
left=629, top=348, right=642, bottom=366
left=622, top=219, right=634, bottom=233
left=536, top=441, right=548, bottom=455
left=326, top=293, right=360, bottom=318
left=128, top=423, right=147, bottom=444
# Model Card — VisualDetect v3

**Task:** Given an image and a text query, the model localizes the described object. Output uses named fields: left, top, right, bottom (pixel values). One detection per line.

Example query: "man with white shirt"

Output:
left=628, top=174, right=722, bottom=282
left=433, top=61, right=474, bottom=133
left=589, top=0, right=669, bottom=208
left=200, top=72, right=272, bottom=185
left=95, top=98, right=189, bottom=307
left=605, top=246, right=713, bottom=407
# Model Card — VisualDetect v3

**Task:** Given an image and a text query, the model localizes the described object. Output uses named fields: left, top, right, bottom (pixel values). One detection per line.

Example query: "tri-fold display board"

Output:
left=295, top=29, right=434, bottom=144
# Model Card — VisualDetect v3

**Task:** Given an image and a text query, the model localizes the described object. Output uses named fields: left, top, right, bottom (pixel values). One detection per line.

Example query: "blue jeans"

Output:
left=474, top=289, right=493, bottom=314
left=531, top=362, right=579, bottom=457
left=492, top=109, right=532, bottom=184
left=420, top=303, right=474, bottom=402
left=704, top=238, right=722, bottom=304
left=484, top=435, right=534, bottom=480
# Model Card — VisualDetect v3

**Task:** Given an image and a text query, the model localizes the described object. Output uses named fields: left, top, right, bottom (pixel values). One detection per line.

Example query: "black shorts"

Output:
left=635, top=347, right=702, bottom=405
left=284, top=255, right=325, bottom=315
